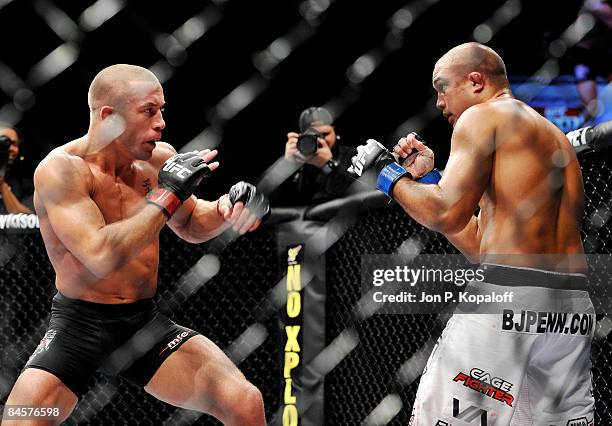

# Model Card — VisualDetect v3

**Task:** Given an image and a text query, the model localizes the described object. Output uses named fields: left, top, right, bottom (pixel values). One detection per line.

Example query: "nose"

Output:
left=154, top=112, right=166, bottom=132
left=435, top=94, right=445, bottom=111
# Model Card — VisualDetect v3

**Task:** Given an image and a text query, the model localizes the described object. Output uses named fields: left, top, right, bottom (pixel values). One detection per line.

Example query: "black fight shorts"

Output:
left=25, top=292, right=199, bottom=398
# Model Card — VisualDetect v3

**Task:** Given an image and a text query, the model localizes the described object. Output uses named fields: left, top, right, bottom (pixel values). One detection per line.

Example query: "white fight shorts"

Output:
left=410, top=263, right=595, bottom=426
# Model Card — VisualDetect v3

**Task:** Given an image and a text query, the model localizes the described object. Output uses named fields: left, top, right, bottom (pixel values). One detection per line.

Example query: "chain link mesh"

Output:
left=0, top=152, right=610, bottom=424
left=0, top=0, right=608, bottom=424
left=324, top=151, right=612, bottom=425
left=0, top=228, right=281, bottom=425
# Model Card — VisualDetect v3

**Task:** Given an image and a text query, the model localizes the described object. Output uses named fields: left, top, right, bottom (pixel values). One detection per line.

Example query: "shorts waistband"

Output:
left=481, top=263, right=588, bottom=291
left=53, top=291, right=156, bottom=318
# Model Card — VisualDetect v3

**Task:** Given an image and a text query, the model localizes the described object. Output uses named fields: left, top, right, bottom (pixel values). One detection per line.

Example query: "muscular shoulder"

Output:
left=454, top=98, right=530, bottom=149
left=452, top=104, right=499, bottom=152
left=35, top=147, right=93, bottom=197
left=459, top=98, right=519, bottom=126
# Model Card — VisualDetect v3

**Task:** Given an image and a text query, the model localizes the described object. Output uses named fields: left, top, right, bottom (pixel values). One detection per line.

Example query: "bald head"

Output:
left=436, top=42, right=508, bottom=88
left=88, top=64, right=160, bottom=112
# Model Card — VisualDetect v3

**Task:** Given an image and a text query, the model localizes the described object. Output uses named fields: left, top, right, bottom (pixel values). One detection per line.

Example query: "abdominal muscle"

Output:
left=53, top=242, right=161, bottom=304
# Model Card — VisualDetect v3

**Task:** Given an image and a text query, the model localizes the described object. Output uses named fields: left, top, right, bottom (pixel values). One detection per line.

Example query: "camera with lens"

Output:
left=297, top=128, right=324, bottom=156
left=0, top=135, right=11, bottom=178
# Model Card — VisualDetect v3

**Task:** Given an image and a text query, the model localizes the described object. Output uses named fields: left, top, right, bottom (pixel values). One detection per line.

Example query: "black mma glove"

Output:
left=146, top=152, right=212, bottom=218
left=566, top=121, right=612, bottom=153
left=348, top=139, right=413, bottom=197
left=228, top=181, right=270, bottom=220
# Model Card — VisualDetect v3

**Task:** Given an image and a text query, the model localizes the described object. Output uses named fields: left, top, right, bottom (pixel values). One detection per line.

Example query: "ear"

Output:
left=100, top=106, right=114, bottom=120
left=468, top=72, right=485, bottom=93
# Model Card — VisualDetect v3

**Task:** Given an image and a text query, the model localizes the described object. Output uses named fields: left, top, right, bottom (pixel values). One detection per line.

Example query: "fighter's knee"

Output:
left=228, top=382, right=265, bottom=425
left=4, top=369, right=77, bottom=424
left=243, top=383, right=264, bottom=411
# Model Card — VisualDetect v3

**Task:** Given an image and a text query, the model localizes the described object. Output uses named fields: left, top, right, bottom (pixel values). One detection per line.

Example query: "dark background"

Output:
left=2, top=2, right=611, bottom=424
left=0, top=0, right=586, bottom=198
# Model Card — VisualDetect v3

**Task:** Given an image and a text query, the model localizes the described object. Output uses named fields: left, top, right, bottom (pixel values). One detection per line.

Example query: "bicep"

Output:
left=36, top=162, right=108, bottom=265
left=46, top=193, right=107, bottom=255
left=438, top=113, right=494, bottom=228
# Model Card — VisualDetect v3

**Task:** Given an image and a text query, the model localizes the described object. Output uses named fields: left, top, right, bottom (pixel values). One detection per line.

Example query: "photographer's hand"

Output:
left=304, top=137, right=333, bottom=168
left=0, top=178, right=33, bottom=214
left=285, top=132, right=308, bottom=164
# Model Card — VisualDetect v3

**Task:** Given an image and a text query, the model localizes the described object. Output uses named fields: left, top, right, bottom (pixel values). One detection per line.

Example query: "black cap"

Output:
left=299, top=106, right=334, bottom=132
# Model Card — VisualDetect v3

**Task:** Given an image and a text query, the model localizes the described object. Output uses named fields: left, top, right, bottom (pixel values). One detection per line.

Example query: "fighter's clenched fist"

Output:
left=393, top=132, right=434, bottom=179
left=146, top=150, right=218, bottom=218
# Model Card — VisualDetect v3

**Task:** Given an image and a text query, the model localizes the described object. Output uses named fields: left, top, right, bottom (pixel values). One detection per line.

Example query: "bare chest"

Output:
left=90, top=169, right=155, bottom=224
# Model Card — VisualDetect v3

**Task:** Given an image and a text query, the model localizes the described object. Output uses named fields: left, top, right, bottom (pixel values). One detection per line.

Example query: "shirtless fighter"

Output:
left=2, top=65, right=267, bottom=425
left=351, top=43, right=595, bottom=424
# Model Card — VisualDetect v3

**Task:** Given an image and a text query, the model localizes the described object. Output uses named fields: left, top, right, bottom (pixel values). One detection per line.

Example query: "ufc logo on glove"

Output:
left=162, top=158, right=193, bottom=179
left=350, top=139, right=386, bottom=177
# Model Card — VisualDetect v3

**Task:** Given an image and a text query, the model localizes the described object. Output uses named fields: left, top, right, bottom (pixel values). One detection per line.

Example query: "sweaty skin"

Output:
left=453, top=97, right=584, bottom=267
left=35, top=140, right=184, bottom=302
left=33, top=65, right=257, bottom=304
left=392, top=43, right=585, bottom=272
left=5, top=64, right=266, bottom=426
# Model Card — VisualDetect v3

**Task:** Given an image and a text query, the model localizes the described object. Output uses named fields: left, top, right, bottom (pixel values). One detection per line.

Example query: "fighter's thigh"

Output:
left=2, top=369, right=77, bottom=425
left=525, top=333, right=595, bottom=422
left=144, top=335, right=251, bottom=412
left=412, top=314, right=530, bottom=425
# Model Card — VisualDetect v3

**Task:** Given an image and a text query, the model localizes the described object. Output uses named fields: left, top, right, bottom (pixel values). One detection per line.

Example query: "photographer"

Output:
left=271, top=106, right=355, bottom=206
left=0, top=125, right=33, bottom=214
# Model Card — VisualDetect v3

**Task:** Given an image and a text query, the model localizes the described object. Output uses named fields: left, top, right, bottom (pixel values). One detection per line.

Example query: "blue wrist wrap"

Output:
left=415, top=169, right=442, bottom=184
left=376, top=162, right=410, bottom=196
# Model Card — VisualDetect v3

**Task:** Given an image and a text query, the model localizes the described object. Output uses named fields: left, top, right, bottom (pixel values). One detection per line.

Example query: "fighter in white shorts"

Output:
left=350, top=42, right=595, bottom=425
left=413, top=264, right=594, bottom=425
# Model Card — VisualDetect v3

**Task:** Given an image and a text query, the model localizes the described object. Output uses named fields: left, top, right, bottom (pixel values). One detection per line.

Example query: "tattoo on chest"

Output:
left=143, top=178, right=152, bottom=193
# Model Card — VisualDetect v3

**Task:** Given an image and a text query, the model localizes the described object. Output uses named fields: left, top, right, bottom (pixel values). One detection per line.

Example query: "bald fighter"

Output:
left=2, top=65, right=267, bottom=425
left=351, top=43, right=594, bottom=424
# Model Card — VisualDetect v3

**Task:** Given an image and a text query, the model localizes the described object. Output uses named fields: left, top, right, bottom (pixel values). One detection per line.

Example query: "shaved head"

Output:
left=436, top=42, right=508, bottom=88
left=432, top=43, right=512, bottom=126
left=86, top=64, right=164, bottom=153
left=88, top=64, right=160, bottom=112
